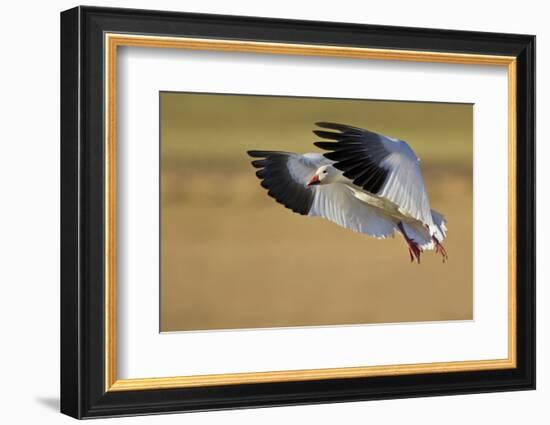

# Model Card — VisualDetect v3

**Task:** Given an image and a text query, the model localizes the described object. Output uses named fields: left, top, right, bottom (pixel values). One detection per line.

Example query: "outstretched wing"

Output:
left=248, top=150, right=324, bottom=215
left=313, top=122, right=435, bottom=230
left=247, top=150, right=397, bottom=238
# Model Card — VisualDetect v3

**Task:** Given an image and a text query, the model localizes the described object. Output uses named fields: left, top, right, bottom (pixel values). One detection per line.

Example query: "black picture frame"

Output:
left=61, top=5, right=535, bottom=419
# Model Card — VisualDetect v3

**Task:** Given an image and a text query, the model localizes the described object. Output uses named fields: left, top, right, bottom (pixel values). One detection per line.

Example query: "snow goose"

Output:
left=247, top=122, right=448, bottom=263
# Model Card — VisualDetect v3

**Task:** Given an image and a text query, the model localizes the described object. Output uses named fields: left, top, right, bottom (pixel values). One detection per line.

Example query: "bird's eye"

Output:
left=324, top=170, right=328, bottom=174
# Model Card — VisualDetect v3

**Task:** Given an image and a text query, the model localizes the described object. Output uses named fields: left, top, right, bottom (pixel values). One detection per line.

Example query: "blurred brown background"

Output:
left=160, top=92, right=473, bottom=332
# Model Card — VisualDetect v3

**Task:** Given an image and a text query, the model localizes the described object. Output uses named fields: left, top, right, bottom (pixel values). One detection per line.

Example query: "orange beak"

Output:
left=307, top=174, right=320, bottom=186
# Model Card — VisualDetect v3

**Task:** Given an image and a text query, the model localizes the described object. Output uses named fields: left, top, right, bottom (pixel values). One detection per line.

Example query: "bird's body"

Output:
left=247, top=122, right=448, bottom=263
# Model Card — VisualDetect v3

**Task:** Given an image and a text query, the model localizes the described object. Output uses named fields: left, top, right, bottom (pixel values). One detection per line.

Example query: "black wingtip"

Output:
left=314, top=141, right=338, bottom=150
left=313, top=130, right=342, bottom=140
left=247, top=150, right=292, bottom=159
left=247, top=150, right=267, bottom=158
left=251, top=159, right=267, bottom=169
left=315, top=122, right=344, bottom=130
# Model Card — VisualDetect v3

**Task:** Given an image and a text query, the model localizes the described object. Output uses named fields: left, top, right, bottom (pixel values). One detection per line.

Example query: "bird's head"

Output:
left=307, top=165, right=333, bottom=186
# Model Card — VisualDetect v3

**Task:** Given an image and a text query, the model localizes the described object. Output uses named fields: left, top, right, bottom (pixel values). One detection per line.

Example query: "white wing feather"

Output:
left=309, top=184, right=397, bottom=239
left=377, top=139, right=434, bottom=229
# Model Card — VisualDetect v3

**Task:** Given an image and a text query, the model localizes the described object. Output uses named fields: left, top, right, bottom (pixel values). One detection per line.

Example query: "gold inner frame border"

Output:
left=104, top=33, right=517, bottom=392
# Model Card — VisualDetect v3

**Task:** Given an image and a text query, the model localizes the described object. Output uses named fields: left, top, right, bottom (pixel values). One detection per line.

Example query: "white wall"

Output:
left=0, top=0, right=545, bottom=423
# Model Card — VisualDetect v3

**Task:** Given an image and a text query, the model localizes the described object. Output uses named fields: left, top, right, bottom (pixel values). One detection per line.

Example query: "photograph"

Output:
left=160, top=92, right=473, bottom=332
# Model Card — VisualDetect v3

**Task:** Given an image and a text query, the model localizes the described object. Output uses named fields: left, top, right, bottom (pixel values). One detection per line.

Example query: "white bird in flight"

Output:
left=247, top=122, right=448, bottom=263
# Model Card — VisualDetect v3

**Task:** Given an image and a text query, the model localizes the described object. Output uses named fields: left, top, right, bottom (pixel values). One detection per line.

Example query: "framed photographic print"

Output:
left=60, top=6, right=535, bottom=419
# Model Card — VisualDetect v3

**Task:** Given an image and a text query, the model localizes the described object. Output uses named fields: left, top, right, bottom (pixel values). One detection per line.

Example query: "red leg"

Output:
left=432, top=235, right=448, bottom=263
left=397, top=222, right=422, bottom=264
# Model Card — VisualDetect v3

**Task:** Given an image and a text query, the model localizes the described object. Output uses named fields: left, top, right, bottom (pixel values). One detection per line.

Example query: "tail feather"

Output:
left=430, top=209, right=447, bottom=242
left=401, top=210, right=447, bottom=252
